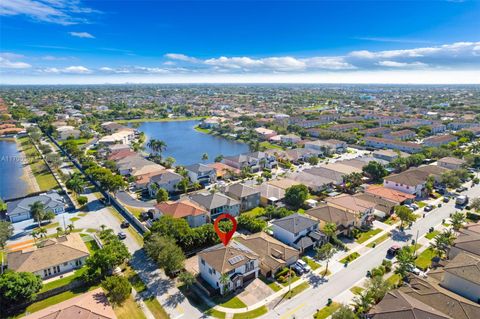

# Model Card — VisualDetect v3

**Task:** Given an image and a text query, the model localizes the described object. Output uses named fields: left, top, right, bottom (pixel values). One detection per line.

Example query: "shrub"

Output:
left=382, top=259, right=392, bottom=273
left=466, top=211, right=480, bottom=221
left=77, top=196, right=88, bottom=205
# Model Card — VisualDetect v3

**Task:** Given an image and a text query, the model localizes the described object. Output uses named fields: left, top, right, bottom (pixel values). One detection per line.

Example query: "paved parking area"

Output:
left=237, top=278, right=273, bottom=306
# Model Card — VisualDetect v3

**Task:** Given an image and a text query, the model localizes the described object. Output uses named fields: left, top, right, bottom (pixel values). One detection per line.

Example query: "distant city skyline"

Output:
left=1, top=0, right=480, bottom=84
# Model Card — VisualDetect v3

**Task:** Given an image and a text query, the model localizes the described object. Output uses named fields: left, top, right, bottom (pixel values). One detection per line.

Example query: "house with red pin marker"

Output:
left=197, top=241, right=260, bottom=295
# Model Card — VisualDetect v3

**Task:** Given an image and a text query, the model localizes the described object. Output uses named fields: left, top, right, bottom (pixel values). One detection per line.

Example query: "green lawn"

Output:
left=386, top=273, right=402, bottom=287
left=279, top=274, right=300, bottom=286
left=417, top=201, right=427, bottom=208
left=16, top=285, right=99, bottom=317
left=313, top=302, right=341, bottom=319
left=259, top=276, right=282, bottom=292
left=194, top=125, right=212, bottom=134
left=232, top=306, right=268, bottom=319
left=415, top=248, right=437, bottom=270
left=350, top=286, right=364, bottom=295
left=39, top=267, right=88, bottom=293
left=302, top=257, right=321, bottom=270
left=205, top=309, right=226, bottom=319
left=61, top=138, right=89, bottom=146
left=70, top=217, right=81, bottom=222
left=260, top=141, right=283, bottom=150
left=143, top=296, right=169, bottom=319
left=284, top=282, right=310, bottom=299
left=339, top=252, right=360, bottom=264
left=34, top=222, right=59, bottom=231
left=113, top=295, right=147, bottom=319
left=355, top=228, right=382, bottom=244
left=214, top=296, right=247, bottom=309
left=425, top=230, right=440, bottom=240
left=243, top=207, right=265, bottom=217
left=384, top=216, right=398, bottom=225
left=366, top=233, right=390, bottom=248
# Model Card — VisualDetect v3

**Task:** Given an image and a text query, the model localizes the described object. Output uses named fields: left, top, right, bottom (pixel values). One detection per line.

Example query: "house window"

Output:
left=212, top=269, right=216, bottom=275
left=201, top=258, right=205, bottom=265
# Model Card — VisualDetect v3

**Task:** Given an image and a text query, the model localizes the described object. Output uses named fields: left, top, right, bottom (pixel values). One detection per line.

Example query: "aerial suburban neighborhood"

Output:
left=1, top=1, right=480, bottom=319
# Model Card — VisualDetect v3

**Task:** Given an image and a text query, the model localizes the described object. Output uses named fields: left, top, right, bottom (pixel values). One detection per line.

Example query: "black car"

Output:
left=120, top=221, right=130, bottom=228
left=443, top=197, right=450, bottom=203
left=387, top=245, right=401, bottom=257
left=424, top=205, right=434, bottom=212
left=117, top=232, right=127, bottom=240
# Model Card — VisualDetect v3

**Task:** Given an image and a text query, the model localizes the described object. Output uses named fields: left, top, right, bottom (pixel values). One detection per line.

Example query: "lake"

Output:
left=130, top=120, right=250, bottom=166
left=0, top=139, right=28, bottom=200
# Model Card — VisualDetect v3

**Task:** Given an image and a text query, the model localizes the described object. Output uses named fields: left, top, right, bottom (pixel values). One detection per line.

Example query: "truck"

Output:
left=455, top=195, right=469, bottom=206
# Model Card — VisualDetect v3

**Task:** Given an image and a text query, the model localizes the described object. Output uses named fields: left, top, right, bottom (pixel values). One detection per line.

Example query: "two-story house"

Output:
left=185, top=163, right=217, bottom=185
left=198, top=242, right=260, bottom=295
left=223, top=183, right=261, bottom=212
left=189, top=192, right=240, bottom=220
left=271, top=213, right=327, bottom=253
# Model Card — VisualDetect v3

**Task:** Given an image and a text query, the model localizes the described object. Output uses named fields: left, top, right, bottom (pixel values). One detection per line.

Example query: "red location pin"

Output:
left=214, top=213, right=237, bottom=246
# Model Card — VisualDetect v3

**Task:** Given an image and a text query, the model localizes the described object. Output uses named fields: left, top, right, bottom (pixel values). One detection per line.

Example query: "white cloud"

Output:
left=63, top=65, right=90, bottom=73
left=0, top=57, right=31, bottom=69
left=377, top=61, right=427, bottom=68
left=164, top=53, right=199, bottom=63
left=69, top=31, right=94, bottom=38
left=0, top=0, right=97, bottom=25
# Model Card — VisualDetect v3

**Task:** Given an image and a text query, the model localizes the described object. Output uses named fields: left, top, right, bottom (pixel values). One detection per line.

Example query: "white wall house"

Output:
left=198, top=242, right=259, bottom=295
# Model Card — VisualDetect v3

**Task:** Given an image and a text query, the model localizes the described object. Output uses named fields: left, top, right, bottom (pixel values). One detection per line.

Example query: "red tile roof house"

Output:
left=423, top=134, right=458, bottom=147
left=155, top=199, right=210, bottom=227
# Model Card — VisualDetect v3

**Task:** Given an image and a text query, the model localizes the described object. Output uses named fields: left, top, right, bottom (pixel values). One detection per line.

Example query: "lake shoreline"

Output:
left=115, top=116, right=207, bottom=124
left=16, top=137, right=40, bottom=195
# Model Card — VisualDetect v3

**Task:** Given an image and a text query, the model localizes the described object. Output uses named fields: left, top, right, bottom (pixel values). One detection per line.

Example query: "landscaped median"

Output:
left=313, top=302, right=341, bottom=319
left=366, top=233, right=390, bottom=248
left=355, top=228, right=382, bottom=244
left=339, top=251, right=360, bottom=264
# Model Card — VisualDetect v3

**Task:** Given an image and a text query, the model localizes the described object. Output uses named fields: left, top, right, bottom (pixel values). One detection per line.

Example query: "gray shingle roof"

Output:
left=272, top=213, right=318, bottom=233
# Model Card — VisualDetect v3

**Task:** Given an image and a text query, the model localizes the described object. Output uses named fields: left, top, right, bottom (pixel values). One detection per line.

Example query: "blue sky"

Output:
left=1, top=0, right=480, bottom=84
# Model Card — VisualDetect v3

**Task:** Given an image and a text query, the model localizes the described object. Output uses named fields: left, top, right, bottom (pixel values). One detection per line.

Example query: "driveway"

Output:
left=116, top=190, right=155, bottom=208
left=237, top=278, right=273, bottom=307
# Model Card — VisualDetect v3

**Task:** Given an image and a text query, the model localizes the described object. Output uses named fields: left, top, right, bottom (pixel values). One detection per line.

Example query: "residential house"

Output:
left=98, top=128, right=136, bottom=145
left=423, top=134, right=457, bottom=147
left=330, top=123, right=362, bottom=132
left=255, top=127, right=277, bottom=140
left=185, top=163, right=217, bottom=185
left=207, top=162, right=240, bottom=180
left=189, top=192, right=240, bottom=219
left=222, top=152, right=277, bottom=172
left=200, top=118, right=221, bottom=129
left=304, top=139, right=347, bottom=155
left=306, top=204, right=357, bottom=236
left=6, top=191, right=66, bottom=223
left=286, top=171, right=336, bottom=193
left=364, top=185, right=415, bottom=205
left=277, top=148, right=316, bottom=164
left=449, top=228, right=480, bottom=260
left=101, top=121, right=125, bottom=133
left=368, top=277, right=480, bottom=319
left=22, top=288, right=117, bottom=319
left=223, top=183, right=261, bottom=212
left=198, top=242, right=259, bottom=295
left=430, top=123, right=447, bottom=134
left=155, top=199, right=209, bottom=227
left=364, top=137, right=422, bottom=154
left=116, top=155, right=165, bottom=177
left=280, top=134, right=301, bottom=144
left=146, top=170, right=183, bottom=194
left=325, top=194, right=376, bottom=226
left=56, top=125, right=81, bottom=140
left=7, top=233, right=89, bottom=279
left=437, top=157, right=466, bottom=170
left=236, top=232, right=300, bottom=278
left=372, top=149, right=409, bottom=162
left=271, top=213, right=327, bottom=252
left=364, top=127, right=391, bottom=137
left=353, top=193, right=397, bottom=218
left=436, top=252, right=480, bottom=303
left=385, top=129, right=416, bottom=141
left=251, top=183, right=286, bottom=206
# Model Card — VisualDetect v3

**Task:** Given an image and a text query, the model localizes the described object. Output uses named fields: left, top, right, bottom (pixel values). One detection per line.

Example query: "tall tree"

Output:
left=362, top=161, right=388, bottom=182
left=451, top=211, right=466, bottom=231
left=284, top=184, right=309, bottom=208
left=323, top=222, right=337, bottom=241
left=29, top=201, right=46, bottom=227
left=101, top=275, right=131, bottom=306
left=144, top=234, right=185, bottom=276
left=430, top=229, right=456, bottom=258
left=315, top=243, right=337, bottom=277
left=0, top=221, right=13, bottom=249
left=395, top=246, right=415, bottom=280
left=156, top=188, right=169, bottom=203
left=201, top=153, right=209, bottom=162
left=332, top=304, right=356, bottom=319
left=394, top=205, right=416, bottom=229
left=0, top=271, right=42, bottom=308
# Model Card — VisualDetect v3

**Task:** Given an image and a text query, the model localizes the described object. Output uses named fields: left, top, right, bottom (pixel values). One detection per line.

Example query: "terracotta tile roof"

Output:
left=155, top=199, right=208, bottom=219
left=23, top=288, right=116, bottom=319
left=366, top=185, right=415, bottom=203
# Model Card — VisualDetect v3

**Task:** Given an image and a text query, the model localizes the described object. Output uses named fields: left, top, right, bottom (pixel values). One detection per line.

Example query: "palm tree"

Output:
left=177, top=178, right=190, bottom=194
left=315, top=243, right=337, bottom=278
left=66, top=224, right=74, bottom=234
left=451, top=211, right=466, bottom=231
left=201, top=153, right=209, bottom=162
left=430, top=229, right=456, bottom=259
left=56, top=227, right=64, bottom=237
left=66, top=173, right=85, bottom=194
left=353, top=291, right=373, bottom=315
left=219, top=273, right=230, bottom=295
left=38, top=227, right=47, bottom=238
left=323, top=223, right=337, bottom=241
left=192, top=182, right=202, bottom=190
left=147, top=139, right=167, bottom=156
left=149, top=183, right=159, bottom=197
left=100, top=224, right=107, bottom=231
left=30, top=201, right=46, bottom=227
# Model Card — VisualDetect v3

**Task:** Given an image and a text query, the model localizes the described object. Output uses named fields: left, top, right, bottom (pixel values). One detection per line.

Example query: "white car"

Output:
left=295, top=259, right=312, bottom=273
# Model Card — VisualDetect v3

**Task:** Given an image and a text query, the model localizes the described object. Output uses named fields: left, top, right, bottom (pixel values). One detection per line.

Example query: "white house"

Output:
left=7, top=233, right=89, bottom=279
left=185, top=163, right=217, bottom=184
left=440, top=252, right=480, bottom=303
left=271, top=213, right=327, bottom=252
left=198, top=242, right=260, bottom=294
left=6, top=191, right=66, bottom=223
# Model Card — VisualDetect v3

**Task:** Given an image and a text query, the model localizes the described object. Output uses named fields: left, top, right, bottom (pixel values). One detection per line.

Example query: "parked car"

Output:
left=291, top=264, right=304, bottom=276
left=442, top=197, right=450, bottom=203
left=117, top=232, right=127, bottom=240
left=456, top=186, right=468, bottom=193
left=410, top=203, right=419, bottom=210
left=120, top=221, right=130, bottom=228
left=387, top=244, right=401, bottom=257
left=295, top=260, right=312, bottom=273
left=424, top=205, right=434, bottom=212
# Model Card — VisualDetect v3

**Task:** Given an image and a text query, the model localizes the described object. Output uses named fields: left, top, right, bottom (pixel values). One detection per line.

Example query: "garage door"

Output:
left=9, top=212, right=29, bottom=223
